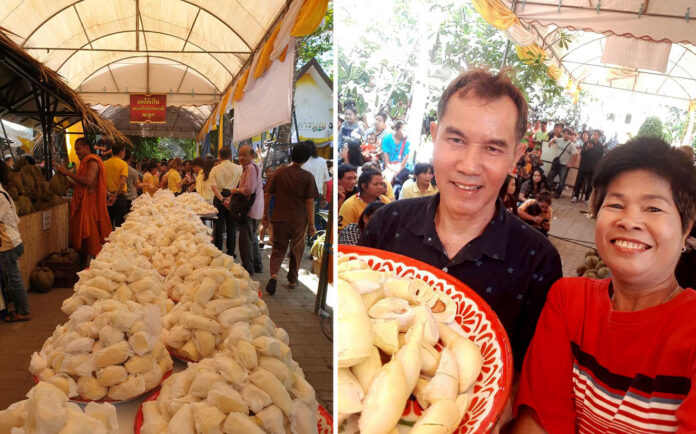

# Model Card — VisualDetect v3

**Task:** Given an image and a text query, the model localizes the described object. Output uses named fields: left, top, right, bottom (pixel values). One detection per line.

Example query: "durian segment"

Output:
left=438, top=324, right=483, bottom=393
left=358, top=359, right=410, bottom=434
left=368, top=297, right=415, bottom=331
left=337, top=280, right=373, bottom=368
left=371, top=319, right=400, bottom=355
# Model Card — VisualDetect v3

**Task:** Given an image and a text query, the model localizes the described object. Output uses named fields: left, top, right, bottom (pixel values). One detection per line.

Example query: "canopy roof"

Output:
left=502, top=0, right=696, bottom=45
left=0, top=0, right=288, bottom=106
left=0, top=28, right=128, bottom=142
left=540, top=28, right=696, bottom=103
left=474, top=0, right=696, bottom=107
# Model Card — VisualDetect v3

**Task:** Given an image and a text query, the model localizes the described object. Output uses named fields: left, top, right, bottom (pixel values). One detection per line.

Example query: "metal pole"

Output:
left=501, top=0, right=517, bottom=69
left=501, top=39, right=511, bottom=69
left=314, top=201, right=333, bottom=314
left=292, top=105, right=300, bottom=143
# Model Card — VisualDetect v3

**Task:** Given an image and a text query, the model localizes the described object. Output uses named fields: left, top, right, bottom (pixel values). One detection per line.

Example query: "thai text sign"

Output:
left=130, top=94, right=166, bottom=123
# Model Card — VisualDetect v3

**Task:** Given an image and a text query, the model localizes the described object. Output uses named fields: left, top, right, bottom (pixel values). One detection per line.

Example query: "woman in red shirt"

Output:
left=514, top=137, right=696, bottom=433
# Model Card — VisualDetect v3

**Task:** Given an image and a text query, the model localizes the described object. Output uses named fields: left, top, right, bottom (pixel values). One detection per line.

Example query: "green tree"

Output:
left=637, top=116, right=665, bottom=139
left=338, top=0, right=584, bottom=129
left=128, top=136, right=197, bottom=161
left=296, top=4, right=333, bottom=79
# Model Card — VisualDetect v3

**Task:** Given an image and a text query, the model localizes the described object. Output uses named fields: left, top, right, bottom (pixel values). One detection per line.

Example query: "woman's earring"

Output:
left=682, top=246, right=687, bottom=253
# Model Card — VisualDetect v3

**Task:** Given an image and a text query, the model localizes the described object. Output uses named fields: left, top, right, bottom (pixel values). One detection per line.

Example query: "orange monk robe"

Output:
left=70, top=154, right=111, bottom=256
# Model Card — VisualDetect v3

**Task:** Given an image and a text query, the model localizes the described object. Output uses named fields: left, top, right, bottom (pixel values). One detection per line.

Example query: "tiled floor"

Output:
left=547, top=192, right=597, bottom=277
left=0, top=240, right=334, bottom=415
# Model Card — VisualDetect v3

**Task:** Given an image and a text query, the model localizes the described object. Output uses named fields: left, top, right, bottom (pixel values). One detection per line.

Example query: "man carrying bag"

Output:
left=224, top=145, right=264, bottom=275
left=545, top=127, right=578, bottom=198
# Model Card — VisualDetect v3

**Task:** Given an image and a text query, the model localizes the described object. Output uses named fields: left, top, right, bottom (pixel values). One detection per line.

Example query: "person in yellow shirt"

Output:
left=338, top=169, right=391, bottom=231
left=167, top=158, right=183, bottom=194
left=400, top=163, right=438, bottom=199
left=102, top=143, right=129, bottom=227
left=362, top=162, right=396, bottom=201
left=141, top=160, right=159, bottom=196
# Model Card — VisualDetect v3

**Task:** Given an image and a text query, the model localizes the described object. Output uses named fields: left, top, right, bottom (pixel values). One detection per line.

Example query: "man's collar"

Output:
left=406, top=194, right=510, bottom=261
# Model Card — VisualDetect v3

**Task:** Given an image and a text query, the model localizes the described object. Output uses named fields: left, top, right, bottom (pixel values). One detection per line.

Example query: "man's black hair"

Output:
left=291, top=142, right=312, bottom=164
left=338, top=164, right=357, bottom=180
left=413, top=163, right=434, bottom=176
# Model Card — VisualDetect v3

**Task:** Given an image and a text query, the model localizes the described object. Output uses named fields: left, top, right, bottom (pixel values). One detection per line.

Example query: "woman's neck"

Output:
left=611, top=276, right=681, bottom=311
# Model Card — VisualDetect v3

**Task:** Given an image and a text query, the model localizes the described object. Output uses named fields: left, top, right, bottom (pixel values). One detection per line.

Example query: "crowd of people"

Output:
left=0, top=138, right=330, bottom=325
left=337, top=96, right=653, bottom=239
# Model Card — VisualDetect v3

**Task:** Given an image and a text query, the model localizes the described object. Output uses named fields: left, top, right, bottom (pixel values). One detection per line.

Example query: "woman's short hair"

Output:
left=359, top=201, right=386, bottom=231
left=590, top=136, right=696, bottom=233
left=413, top=163, right=433, bottom=176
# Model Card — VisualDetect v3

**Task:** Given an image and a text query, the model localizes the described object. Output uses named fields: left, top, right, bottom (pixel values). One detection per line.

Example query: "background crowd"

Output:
left=336, top=103, right=696, bottom=242
left=0, top=138, right=331, bottom=323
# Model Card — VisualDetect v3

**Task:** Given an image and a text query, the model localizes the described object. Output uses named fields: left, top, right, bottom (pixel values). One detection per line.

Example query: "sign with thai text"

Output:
left=130, top=94, right=166, bottom=123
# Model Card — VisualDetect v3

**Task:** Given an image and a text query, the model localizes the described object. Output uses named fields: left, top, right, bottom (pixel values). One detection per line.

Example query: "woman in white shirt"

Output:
left=0, top=161, right=30, bottom=322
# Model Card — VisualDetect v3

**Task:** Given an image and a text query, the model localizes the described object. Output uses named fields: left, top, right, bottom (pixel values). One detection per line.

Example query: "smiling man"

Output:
left=359, top=69, right=563, bottom=369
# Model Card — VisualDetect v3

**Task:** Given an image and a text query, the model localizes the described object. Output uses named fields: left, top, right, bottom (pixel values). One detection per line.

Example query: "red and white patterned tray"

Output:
left=339, top=245, right=513, bottom=433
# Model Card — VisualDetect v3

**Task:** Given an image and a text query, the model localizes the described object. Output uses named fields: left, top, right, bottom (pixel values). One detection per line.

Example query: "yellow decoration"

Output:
left=470, top=0, right=519, bottom=31
left=278, top=44, right=289, bottom=62
left=689, top=100, right=696, bottom=113
left=516, top=44, right=547, bottom=64
left=218, top=112, right=224, bottom=150
left=291, top=0, right=329, bottom=37
left=18, top=137, right=33, bottom=155
left=64, top=122, right=83, bottom=167
left=547, top=64, right=561, bottom=81
left=233, top=68, right=250, bottom=102
left=255, top=24, right=281, bottom=79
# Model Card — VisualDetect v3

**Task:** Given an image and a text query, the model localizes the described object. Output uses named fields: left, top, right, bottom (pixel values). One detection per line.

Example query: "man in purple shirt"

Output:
left=226, top=145, right=264, bottom=275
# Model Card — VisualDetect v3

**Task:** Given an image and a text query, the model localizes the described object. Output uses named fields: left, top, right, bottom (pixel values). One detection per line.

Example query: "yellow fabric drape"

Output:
left=65, top=122, right=82, bottom=167
left=218, top=112, right=224, bottom=149
left=234, top=68, right=250, bottom=102
left=470, top=0, right=519, bottom=31
left=255, top=24, right=281, bottom=79
left=212, top=87, right=233, bottom=129
left=278, top=44, right=289, bottom=62
left=291, top=0, right=329, bottom=36
left=516, top=44, right=546, bottom=64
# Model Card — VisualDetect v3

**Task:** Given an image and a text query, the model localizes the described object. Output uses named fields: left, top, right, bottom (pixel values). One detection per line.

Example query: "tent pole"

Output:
left=314, top=202, right=332, bottom=315
left=501, top=40, right=511, bottom=69
left=501, top=0, right=518, bottom=69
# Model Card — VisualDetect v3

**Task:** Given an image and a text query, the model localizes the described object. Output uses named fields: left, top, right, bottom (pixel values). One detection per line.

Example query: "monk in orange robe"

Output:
left=56, top=138, right=111, bottom=259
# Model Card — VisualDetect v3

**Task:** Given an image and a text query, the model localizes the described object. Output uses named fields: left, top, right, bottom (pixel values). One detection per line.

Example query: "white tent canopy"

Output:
left=502, top=0, right=696, bottom=45
left=501, top=0, right=696, bottom=107
left=0, top=0, right=287, bottom=106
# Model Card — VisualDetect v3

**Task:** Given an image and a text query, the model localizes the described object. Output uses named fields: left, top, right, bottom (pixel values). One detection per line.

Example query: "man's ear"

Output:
left=430, top=121, right=438, bottom=141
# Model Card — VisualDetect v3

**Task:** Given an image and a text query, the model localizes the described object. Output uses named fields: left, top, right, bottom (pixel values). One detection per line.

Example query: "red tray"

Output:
left=134, top=389, right=333, bottom=433
left=339, top=245, right=513, bottom=433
